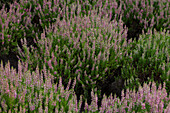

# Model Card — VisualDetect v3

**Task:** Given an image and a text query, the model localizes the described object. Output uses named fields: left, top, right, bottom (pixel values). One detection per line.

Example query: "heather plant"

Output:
left=0, top=0, right=98, bottom=56
left=18, top=0, right=125, bottom=38
left=85, top=0, right=169, bottom=41
left=120, top=28, right=170, bottom=95
left=1, top=0, right=169, bottom=56
left=0, top=1, right=36, bottom=56
left=83, top=81, right=170, bottom=113
left=0, top=0, right=61, bottom=56
left=95, top=28, right=170, bottom=110
left=0, top=0, right=169, bottom=112
left=17, top=4, right=129, bottom=108
left=0, top=60, right=83, bottom=112
left=15, top=0, right=170, bottom=110
left=119, top=0, right=169, bottom=41
left=0, top=61, right=169, bottom=112
left=60, top=0, right=169, bottom=41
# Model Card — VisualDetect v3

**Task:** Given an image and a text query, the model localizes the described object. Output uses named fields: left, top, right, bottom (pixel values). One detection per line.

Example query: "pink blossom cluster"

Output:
left=0, top=61, right=169, bottom=112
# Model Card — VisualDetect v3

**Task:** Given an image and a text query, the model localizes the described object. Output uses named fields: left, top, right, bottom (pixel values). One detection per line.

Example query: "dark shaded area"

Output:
left=124, top=18, right=143, bottom=42
left=0, top=51, right=18, bottom=72
left=95, top=66, right=125, bottom=112
left=0, top=0, right=20, bottom=12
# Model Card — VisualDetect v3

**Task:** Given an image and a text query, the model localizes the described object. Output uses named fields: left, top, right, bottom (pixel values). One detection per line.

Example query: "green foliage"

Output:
left=120, top=29, right=169, bottom=95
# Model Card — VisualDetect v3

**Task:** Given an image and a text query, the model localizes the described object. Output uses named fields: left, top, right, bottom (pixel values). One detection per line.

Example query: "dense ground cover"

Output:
left=0, top=0, right=169, bottom=112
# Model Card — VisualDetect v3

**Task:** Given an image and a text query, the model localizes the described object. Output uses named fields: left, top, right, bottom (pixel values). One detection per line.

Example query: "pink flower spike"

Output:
left=54, top=71, right=57, bottom=74
left=141, top=103, right=146, bottom=110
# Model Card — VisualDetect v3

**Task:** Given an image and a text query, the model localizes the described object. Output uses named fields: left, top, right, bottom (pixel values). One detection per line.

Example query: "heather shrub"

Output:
left=56, top=0, right=169, bottom=41
left=0, top=0, right=97, bottom=56
left=0, top=0, right=64, bottom=56
left=97, top=81, right=170, bottom=113
left=1, top=0, right=169, bottom=56
left=0, top=60, right=83, bottom=112
left=17, top=5, right=129, bottom=108
left=0, top=1, right=36, bottom=56
left=14, top=0, right=170, bottom=110
left=121, top=28, right=170, bottom=95
left=0, top=0, right=169, bottom=112
left=119, top=0, right=169, bottom=41
left=0, top=61, right=169, bottom=112
left=87, top=0, right=169, bottom=41
left=0, top=1, right=127, bottom=106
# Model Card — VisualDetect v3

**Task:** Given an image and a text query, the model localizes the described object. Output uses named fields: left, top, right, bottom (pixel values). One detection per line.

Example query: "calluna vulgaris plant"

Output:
left=17, top=0, right=129, bottom=108
left=0, top=61, right=170, bottom=112
left=0, top=0, right=36, bottom=55
left=119, top=0, right=169, bottom=32
left=0, top=0, right=169, bottom=112
left=16, top=0, right=170, bottom=108
left=1, top=0, right=169, bottom=56
left=119, top=28, right=170, bottom=95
